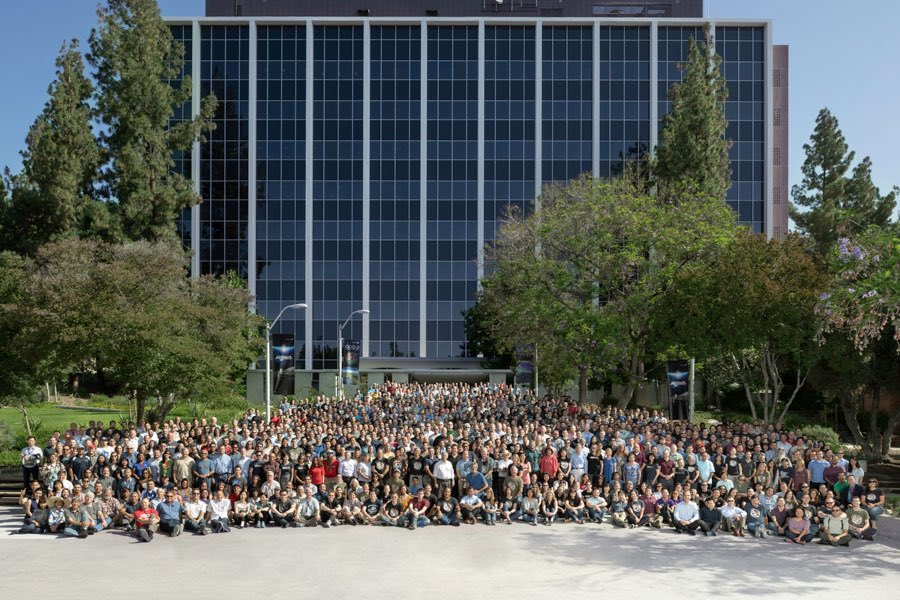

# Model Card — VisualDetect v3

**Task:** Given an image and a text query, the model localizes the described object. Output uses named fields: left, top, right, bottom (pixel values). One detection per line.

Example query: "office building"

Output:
left=166, top=0, right=789, bottom=395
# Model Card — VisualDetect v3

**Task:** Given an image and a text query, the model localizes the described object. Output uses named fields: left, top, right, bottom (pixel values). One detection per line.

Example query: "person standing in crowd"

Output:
left=21, top=436, right=43, bottom=488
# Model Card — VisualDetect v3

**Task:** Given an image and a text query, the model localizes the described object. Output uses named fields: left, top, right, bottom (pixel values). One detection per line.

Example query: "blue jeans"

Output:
left=587, top=507, right=606, bottom=522
left=63, top=525, right=86, bottom=537
left=866, top=506, right=884, bottom=522
left=439, top=513, right=459, bottom=525
left=565, top=508, right=585, bottom=522
left=785, top=529, right=814, bottom=543
left=18, top=523, right=44, bottom=534
left=484, top=511, right=497, bottom=524
left=406, top=514, right=429, bottom=529
left=185, top=518, right=206, bottom=532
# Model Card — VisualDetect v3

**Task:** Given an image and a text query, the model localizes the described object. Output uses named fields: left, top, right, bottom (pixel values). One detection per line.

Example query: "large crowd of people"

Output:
left=14, top=382, right=886, bottom=547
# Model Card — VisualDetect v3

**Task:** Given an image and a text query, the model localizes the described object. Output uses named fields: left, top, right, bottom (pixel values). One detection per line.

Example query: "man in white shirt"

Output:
left=719, top=497, right=747, bottom=537
left=432, top=451, right=455, bottom=496
left=208, top=491, right=231, bottom=533
left=20, top=437, right=43, bottom=488
left=184, top=490, right=210, bottom=535
left=673, top=490, right=701, bottom=535
left=339, top=451, right=358, bottom=485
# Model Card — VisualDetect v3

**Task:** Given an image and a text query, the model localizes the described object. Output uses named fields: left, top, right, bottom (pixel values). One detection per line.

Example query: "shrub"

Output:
left=0, top=420, right=15, bottom=452
left=798, top=424, right=841, bottom=451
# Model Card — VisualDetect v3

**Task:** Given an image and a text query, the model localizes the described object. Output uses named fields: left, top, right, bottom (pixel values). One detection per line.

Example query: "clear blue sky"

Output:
left=1, top=0, right=897, bottom=213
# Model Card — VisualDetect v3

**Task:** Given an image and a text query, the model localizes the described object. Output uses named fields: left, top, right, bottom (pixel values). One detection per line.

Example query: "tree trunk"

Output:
left=136, top=395, right=146, bottom=425
left=880, top=406, right=900, bottom=462
left=578, top=365, right=589, bottom=405
left=840, top=388, right=876, bottom=458
left=96, top=365, right=108, bottom=394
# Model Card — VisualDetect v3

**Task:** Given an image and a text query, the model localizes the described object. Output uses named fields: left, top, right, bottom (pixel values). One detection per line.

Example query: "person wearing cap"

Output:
left=861, top=478, right=885, bottom=530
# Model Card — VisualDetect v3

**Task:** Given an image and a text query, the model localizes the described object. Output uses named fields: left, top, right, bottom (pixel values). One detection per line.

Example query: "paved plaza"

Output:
left=2, top=508, right=899, bottom=599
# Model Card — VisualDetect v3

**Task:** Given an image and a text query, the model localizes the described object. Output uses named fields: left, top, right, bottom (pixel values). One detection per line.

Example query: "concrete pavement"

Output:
left=2, top=508, right=899, bottom=598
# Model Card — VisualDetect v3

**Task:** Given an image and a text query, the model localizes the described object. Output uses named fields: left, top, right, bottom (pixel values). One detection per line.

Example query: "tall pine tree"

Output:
left=0, top=41, right=101, bottom=256
left=654, top=23, right=732, bottom=202
left=88, top=0, right=216, bottom=243
left=791, top=108, right=896, bottom=256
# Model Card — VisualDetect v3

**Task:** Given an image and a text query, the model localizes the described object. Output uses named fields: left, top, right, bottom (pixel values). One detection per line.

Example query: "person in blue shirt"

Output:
left=212, top=447, right=233, bottom=487
left=156, top=489, right=183, bottom=537
left=808, top=451, right=830, bottom=487
left=464, top=462, right=489, bottom=498
left=603, top=449, right=617, bottom=485
left=192, top=449, right=215, bottom=489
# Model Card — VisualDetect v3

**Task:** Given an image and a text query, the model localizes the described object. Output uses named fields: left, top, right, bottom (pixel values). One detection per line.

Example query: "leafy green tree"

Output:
left=0, top=252, right=36, bottom=403
left=88, top=0, right=216, bottom=243
left=0, top=41, right=103, bottom=255
left=791, top=108, right=897, bottom=256
left=655, top=231, right=826, bottom=424
left=813, top=226, right=899, bottom=460
left=809, top=329, right=898, bottom=462
left=654, top=23, right=731, bottom=202
left=13, top=240, right=264, bottom=422
left=461, top=297, right=513, bottom=367
left=479, top=175, right=735, bottom=406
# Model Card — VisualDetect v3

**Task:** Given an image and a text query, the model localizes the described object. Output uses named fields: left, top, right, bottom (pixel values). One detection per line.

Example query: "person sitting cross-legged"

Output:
left=846, top=497, right=875, bottom=541
left=672, top=490, right=701, bottom=535
left=818, top=504, right=852, bottom=547
left=698, top=497, right=722, bottom=537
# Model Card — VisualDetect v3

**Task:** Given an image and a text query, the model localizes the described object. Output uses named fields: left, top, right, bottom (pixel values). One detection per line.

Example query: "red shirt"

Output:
left=309, top=466, right=325, bottom=486
left=324, top=458, right=339, bottom=478
left=410, top=497, right=430, bottom=513
left=134, top=507, right=159, bottom=529
left=539, top=455, right=559, bottom=477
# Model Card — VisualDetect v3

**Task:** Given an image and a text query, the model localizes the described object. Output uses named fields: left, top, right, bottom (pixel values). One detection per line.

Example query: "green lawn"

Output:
left=0, top=404, right=125, bottom=440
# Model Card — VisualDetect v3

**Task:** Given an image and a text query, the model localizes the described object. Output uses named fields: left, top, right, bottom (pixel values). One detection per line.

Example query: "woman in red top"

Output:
left=539, top=447, right=559, bottom=479
left=309, top=456, right=325, bottom=487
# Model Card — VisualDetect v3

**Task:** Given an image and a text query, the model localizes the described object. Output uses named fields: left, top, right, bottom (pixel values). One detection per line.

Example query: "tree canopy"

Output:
left=478, top=175, right=735, bottom=406
left=4, top=240, right=264, bottom=421
left=790, top=108, right=897, bottom=256
left=88, top=0, right=217, bottom=243
left=654, top=23, right=732, bottom=202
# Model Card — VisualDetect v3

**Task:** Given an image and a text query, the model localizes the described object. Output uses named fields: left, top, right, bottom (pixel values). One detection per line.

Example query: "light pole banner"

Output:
left=272, top=334, right=295, bottom=395
left=342, top=339, right=360, bottom=385
left=667, top=359, right=690, bottom=420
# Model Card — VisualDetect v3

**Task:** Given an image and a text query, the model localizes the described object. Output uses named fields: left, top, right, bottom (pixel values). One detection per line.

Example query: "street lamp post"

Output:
left=337, top=309, right=369, bottom=402
left=265, top=303, right=308, bottom=423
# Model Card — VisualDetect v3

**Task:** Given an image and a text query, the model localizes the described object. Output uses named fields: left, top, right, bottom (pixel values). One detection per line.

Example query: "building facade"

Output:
left=166, top=1, right=788, bottom=394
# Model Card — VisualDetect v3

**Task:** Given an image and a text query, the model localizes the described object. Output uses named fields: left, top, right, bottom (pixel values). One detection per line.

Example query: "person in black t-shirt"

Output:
left=434, top=487, right=461, bottom=526
left=380, top=493, right=403, bottom=527
left=360, top=491, right=383, bottom=526
left=699, top=497, right=722, bottom=536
